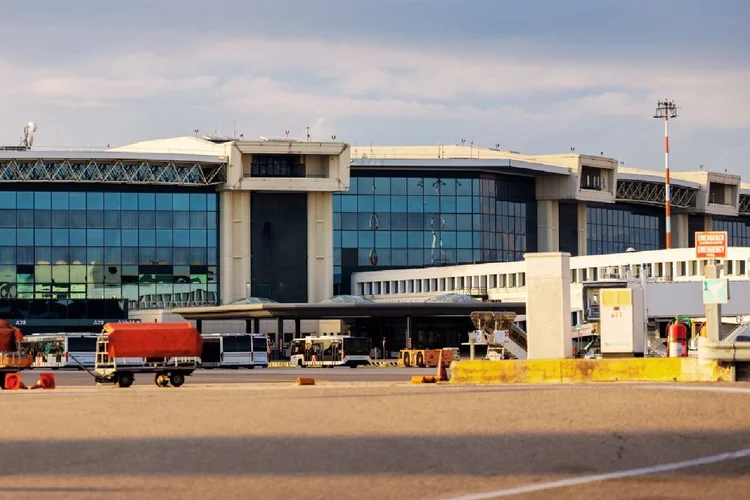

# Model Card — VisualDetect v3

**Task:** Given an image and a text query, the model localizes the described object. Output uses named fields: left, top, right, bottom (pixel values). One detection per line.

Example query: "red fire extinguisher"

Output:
left=667, top=321, right=688, bottom=358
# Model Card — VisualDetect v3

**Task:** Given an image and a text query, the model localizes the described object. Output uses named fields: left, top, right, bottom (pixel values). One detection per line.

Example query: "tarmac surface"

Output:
left=19, top=367, right=434, bottom=386
left=1, top=381, right=749, bottom=500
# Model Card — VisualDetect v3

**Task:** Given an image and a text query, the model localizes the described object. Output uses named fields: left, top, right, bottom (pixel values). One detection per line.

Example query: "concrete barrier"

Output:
left=369, top=361, right=398, bottom=367
left=450, top=358, right=735, bottom=384
left=268, top=361, right=292, bottom=368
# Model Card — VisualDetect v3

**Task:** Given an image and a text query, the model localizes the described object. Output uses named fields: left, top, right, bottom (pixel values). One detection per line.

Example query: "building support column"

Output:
left=307, top=192, right=334, bottom=303
left=276, top=316, right=284, bottom=352
left=405, top=315, right=412, bottom=350
left=219, top=190, right=251, bottom=304
left=524, top=252, right=573, bottom=359
left=672, top=213, right=689, bottom=248
left=704, top=215, right=713, bottom=232
left=577, top=202, right=588, bottom=256
left=536, top=200, right=559, bottom=253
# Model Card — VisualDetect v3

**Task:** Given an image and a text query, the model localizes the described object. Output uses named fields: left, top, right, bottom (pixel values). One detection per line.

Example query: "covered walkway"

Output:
left=171, top=300, right=525, bottom=353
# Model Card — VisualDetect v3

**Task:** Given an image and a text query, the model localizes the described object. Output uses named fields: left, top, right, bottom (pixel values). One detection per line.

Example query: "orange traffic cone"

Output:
left=30, top=373, right=56, bottom=390
left=3, top=373, right=21, bottom=390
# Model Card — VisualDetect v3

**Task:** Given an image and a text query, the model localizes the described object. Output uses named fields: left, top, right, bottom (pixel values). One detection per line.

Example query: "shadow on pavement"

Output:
left=1, top=431, right=749, bottom=478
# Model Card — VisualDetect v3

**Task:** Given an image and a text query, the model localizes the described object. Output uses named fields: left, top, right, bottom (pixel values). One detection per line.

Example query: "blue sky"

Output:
left=1, top=0, right=749, bottom=174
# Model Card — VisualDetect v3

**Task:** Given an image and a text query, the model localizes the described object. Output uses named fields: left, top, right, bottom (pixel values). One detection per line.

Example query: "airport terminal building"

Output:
left=0, top=136, right=349, bottom=332
left=2, top=134, right=750, bottom=342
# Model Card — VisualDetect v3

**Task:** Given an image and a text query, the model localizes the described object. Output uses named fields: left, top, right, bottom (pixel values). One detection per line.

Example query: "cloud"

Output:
left=2, top=34, right=749, bottom=127
left=0, top=29, right=749, bottom=171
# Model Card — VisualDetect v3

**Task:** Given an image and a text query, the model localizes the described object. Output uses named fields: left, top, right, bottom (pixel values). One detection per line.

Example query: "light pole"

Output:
left=653, top=100, right=678, bottom=249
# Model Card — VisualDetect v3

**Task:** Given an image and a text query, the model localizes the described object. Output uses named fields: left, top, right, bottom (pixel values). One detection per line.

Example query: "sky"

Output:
left=1, top=0, right=749, bottom=174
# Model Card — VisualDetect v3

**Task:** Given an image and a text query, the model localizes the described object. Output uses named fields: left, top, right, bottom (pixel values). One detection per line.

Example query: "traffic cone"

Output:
left=436, top=350, right=448, bottom=382
left=3, top=373, right=21, bottom=390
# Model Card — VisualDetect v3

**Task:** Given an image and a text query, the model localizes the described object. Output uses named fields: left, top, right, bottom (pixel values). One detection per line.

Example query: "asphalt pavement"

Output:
left=1, top=382, right=749, bottom=500
left=18, top=367, right=436, bottom=387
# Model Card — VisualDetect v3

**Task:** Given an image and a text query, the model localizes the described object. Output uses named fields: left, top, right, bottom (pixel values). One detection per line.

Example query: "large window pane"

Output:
left=18, top=192, right=34, bottom=209
left=139, top=230, right=156, bottom=247
left=52, top=229, right=69, bottom=247
left=69, top=193, right=86, bottom=210
left=0, top=192, right=16, bottom=209
left=87, top=192, right=104, bottom=210
left=104, top=193, right=120, bottom=210
left=139, top=193, right=155, bottom=211
left=173, top=193, right=189, bottom=210
left=35, top=192, right=51, bottom=209
left=121, top=193, right=138, bottom=210
left=156, top=193, right=172, bottom=211
left=156, top=230, right=173, bottom=247
left=190, top=193, right=207, bottom=211
left=87, top=229, right=104, bottom=247
left=174, top=230, right=190, bottom=247
left=0, top=229, right=15, bottom=246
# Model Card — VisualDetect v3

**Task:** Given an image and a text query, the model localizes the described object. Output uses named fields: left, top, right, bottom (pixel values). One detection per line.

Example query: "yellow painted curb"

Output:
left=450, top=358, right=734, bottom=384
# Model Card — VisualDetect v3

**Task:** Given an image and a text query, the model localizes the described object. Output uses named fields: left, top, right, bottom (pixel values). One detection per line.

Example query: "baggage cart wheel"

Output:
left=416, top=353, right=425, bottom=367
left=169, top=373, right=185, bottom=387
left=115, top=372, right=134, bottom=388
left=154, top=374, right=170, bottom=387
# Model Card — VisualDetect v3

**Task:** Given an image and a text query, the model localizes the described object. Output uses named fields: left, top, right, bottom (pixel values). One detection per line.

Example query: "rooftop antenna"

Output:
left=233, top=120, right=237, bottom=137
left=331, top=134, right=337, bottom=141
left=285, top=129, right=290, bottom=138
left=194, top=128, right=199, bottom=138
left=306, top=126, right=310, bottom=142
left=653, top=98, right=678, bottom=250
left=20, top=121, right=37, bottom=150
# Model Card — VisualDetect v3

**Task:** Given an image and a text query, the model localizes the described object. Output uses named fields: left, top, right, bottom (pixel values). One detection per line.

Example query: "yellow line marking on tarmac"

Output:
left=442, top=447, right=750, bottom=499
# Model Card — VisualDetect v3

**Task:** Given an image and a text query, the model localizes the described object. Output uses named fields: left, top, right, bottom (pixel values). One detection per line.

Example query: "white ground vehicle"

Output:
left=23, top=333, right=147, bottom=369
left=200, top=334, right=269, bottom=369
left=288, top=335, right=372, bottom=368
left=23, top=333, right=99, bottom=369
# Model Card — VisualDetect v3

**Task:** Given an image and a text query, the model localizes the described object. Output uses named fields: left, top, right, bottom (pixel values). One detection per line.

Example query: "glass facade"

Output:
left=333, top=173, right=537, bottom=293
left=0, top=188, right=219, bottom=320
left=713, top=218, right=750, bottom=246
left=586, top=204, right=663, bottom=255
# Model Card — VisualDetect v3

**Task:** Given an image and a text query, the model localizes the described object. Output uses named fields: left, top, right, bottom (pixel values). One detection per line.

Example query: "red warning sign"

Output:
left=695, top=231, right=727, bottom=259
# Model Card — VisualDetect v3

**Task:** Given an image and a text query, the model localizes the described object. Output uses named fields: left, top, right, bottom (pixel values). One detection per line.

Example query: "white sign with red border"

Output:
left=695, top=231, right=727, bottom=259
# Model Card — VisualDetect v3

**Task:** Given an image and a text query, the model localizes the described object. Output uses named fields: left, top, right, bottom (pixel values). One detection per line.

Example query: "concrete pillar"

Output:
left=307, top=192, right=334, bottom=303
left=536, top=200, right=559, bottom=252
left=524, top=252, right=573, bottom=359
left=219, top=190, right=251, bottom=304
left=672, top=214, right=689, bottom=248
left=704, top=263, right=723, bottom=342
left=276, top=317, right=284, bottom=349
left=577, top=202, right=588, bottom=256
left=405, top=315, right=412, bottom=350
left=704, top=215, right=713, bottom=232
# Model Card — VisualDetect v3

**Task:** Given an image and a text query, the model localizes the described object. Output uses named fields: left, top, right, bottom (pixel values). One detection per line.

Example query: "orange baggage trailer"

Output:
left=0, top=320, right=31, bottom=390
left=89, top=322, right=203, bottom=389
left=399, top=348, right=455, bottom=368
